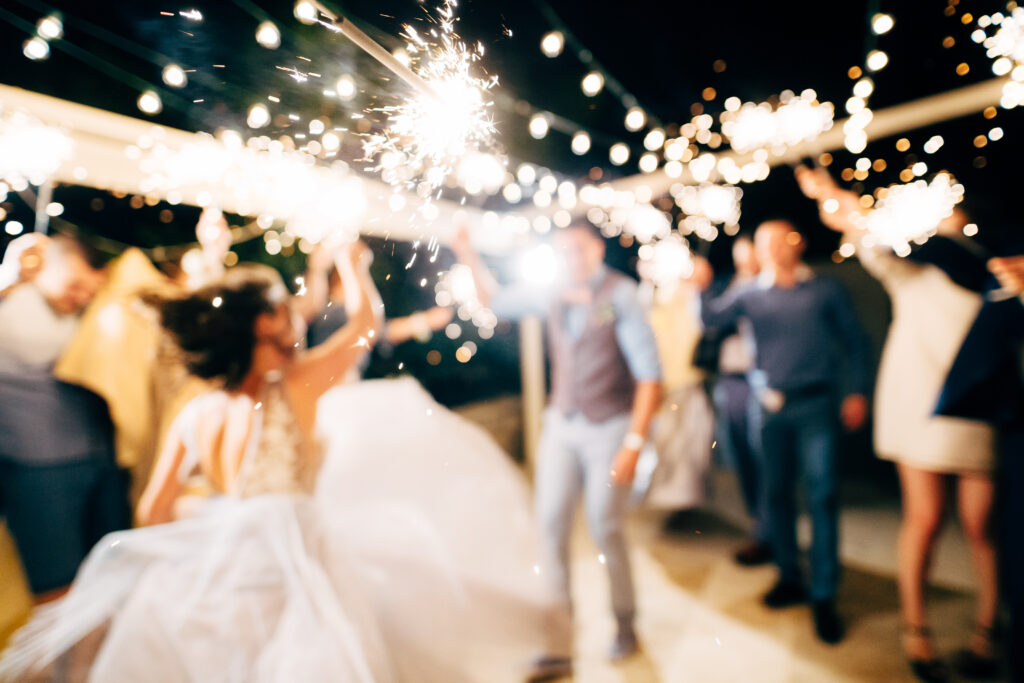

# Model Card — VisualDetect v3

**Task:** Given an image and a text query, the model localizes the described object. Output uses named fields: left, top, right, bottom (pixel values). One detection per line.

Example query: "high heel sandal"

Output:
left=902, top=624, right=949, bottom=683
left=953, top=623, right=1000, bottom=680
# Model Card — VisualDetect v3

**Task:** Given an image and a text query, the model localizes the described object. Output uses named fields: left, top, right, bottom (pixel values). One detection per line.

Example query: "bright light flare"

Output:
left=624, top=107, right=646, bottom=132
left=866, top=173, right=964, bottom=255
left=638, top=233, right=693, bottom=291
left=0, top=110, right=74, bottom=186
left=517, top=243, right=560, bottom=287
left=722, top=93, right=833, bottom=153
left=871, top=13, right=894, bottom=35
left=362, top=2, right=497, bottom=195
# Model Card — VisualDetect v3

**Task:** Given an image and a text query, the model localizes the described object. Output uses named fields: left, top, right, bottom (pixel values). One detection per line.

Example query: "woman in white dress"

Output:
left=797, top=167, right=997, bottom=682
left=0, top=243, right=553, bottom=682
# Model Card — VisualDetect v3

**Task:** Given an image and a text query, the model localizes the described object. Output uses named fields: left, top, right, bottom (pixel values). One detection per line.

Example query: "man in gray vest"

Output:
left=454, top=221, right=662, bottom=679
left=0, top=235, right=129, bottom=602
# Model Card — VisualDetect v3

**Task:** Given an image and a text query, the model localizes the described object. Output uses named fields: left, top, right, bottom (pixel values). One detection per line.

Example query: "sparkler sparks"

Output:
left=0, top=108, right=74, bottom=187
left=360, top=1, right=498, bottom=199
left=974, top=6, right=1024, bottom=108
left=865, top=173, right=964, bottom=256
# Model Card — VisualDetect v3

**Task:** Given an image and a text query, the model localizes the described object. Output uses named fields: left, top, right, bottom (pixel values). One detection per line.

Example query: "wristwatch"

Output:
left=622, top=432, right=645, bottom=451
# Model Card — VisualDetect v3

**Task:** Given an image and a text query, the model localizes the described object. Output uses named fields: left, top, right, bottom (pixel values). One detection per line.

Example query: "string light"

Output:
left=294, top=1, right=318, bottom=25
left=255, top=21, right=281, bottom=49
left=246, top=103, right=271, bottom=128
left=866, top=50, right=889, bottom=71
left=23, top=37, right=49, bottom=61
left=540, top=31, right=564, bottom=58
left=336, top=74, right=356, bottom=100
left=570, top=131, right=591, bottom=155
left=624, top=106, right=646, bottom=132
left=137, top=90, right=163, bottom=115
left=528, top=113, right=550, bottom=139
left=36, top=14, right=63, bottom=40
left=609, top=142, right=630, bottom=165
left=871, top=13, right=894, bottom=35
left=581, top=71, right=604, bottom=96
left=161, top=63, right=187, bottom=88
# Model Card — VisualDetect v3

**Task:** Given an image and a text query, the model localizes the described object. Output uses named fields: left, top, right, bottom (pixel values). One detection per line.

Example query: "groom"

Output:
left=454, top=221, right=662, bottom=678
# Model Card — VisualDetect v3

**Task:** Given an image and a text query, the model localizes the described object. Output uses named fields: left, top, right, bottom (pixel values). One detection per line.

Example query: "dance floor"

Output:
left=0, top=468, right=995, bottom=681
left=563, top=460, right=1002, bottom=683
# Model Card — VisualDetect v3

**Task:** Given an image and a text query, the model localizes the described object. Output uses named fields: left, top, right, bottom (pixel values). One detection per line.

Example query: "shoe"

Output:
left=524, top=655, right=573, bottom=682
left=811, top=600, right=844, bottom=644
left=762, top=580, right=805, bottom=608
left=734, top=541, right=772, bottom=566
left=902, top=624, right=949, bottom=683
left=953, top=623, right=999, bottom=679
left=608, top=627, right=639, bottom=662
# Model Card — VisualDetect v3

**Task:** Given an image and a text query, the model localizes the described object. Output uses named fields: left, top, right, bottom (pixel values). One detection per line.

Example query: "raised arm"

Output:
left=794, top=165, right=915, bottom=283
left=451, top=220, right=499, bottom=307
left=288, top=241, right=384, bottom=401
left=292, top=244, right=333, bottom=324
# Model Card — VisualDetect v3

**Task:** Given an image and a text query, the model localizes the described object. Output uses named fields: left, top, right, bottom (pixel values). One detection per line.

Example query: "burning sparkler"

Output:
left=865, top=173, right=964, bottom=256
left=0, top=108, right=73, bottom=187
left=307, top=0, right=498, bottom=200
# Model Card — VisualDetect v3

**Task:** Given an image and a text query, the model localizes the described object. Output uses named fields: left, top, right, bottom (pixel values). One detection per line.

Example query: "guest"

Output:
left=926, top=247, right=1024, bottom=681
left=698, top=220, right=870, bottom=644
left=640, top=257, right=714, bottom=516
left=453, top=221, right=662, bottom=678
left=0, top=235, right=130, bottom=603
left=699, top=235, right=771, bottom=564
left=796, top=166, right=997, bottom=680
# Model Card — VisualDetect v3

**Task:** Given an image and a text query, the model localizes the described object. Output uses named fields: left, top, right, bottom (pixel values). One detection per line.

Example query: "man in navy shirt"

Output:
left=700, top=220, right=870, bottom=644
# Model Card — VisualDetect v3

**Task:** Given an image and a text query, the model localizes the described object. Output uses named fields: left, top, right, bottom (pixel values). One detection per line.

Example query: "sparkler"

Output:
left=139, top=132, right=365, bottom=245
left=307, top=1, right=497, bottom=198
left=864, top=173, right=964, bottom=256
left=637, top=233, right=693, bottom=292
left=973, top=6, right=1024, bottom=108
left=0, top=108, right=73, bottom=187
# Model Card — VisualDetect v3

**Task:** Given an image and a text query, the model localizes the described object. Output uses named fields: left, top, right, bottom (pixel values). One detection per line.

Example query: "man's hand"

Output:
left=840, top=394, right=869, bottom=432
left=989, top=256, right=1024, bottom=295
left=610, top=447, right=641, bottom=486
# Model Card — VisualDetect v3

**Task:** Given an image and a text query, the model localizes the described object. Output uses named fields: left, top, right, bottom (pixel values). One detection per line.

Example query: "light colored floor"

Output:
left=559, top=470, right=1004, bottom=682
left=0, top=466, right=1002, bottom=681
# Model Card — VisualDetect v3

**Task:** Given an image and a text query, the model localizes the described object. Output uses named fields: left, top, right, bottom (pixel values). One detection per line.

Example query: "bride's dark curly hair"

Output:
left=156, top=267, right=285, bottom=388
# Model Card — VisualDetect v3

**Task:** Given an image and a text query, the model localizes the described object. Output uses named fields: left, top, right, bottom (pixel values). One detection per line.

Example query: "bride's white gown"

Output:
left=0, top=377, right=553, bottom=682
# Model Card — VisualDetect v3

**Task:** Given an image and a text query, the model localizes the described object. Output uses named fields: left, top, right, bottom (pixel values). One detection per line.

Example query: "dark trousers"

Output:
left=0, top=457, right=130, bottom=594
left=713, top=375, right=767, bottom=542
left=757, top=394, right=840, bottom=601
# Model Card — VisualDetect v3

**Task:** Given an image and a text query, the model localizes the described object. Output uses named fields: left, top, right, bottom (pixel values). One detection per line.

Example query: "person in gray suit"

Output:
left=0, top=235, right=129, bottom=602
left=453, top=221, right=662, bottom=679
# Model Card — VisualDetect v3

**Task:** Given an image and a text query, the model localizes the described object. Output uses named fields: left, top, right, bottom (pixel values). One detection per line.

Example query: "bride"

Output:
left=0, top=242, right=555, bottom=682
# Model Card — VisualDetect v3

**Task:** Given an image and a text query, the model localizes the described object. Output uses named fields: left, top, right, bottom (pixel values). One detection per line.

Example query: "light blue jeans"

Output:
left=535, top=408, right=635, bottom=654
